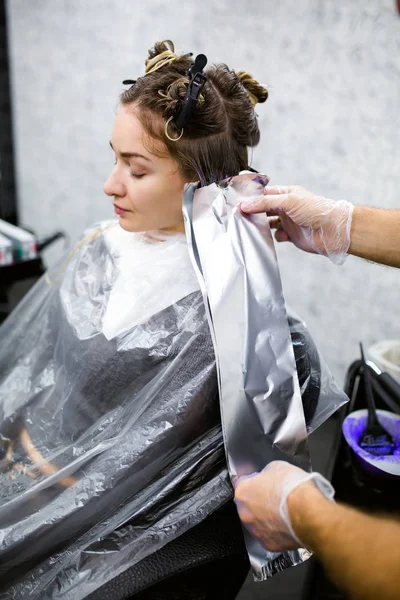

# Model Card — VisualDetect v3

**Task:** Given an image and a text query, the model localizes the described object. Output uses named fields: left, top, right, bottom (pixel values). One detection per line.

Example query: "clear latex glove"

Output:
left=233, top=461, right=335, bottom=552
left=240, top=185, right=354, bottom=265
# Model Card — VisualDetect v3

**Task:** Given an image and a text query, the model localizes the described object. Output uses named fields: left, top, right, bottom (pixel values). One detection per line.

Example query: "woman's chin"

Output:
left=116, top=216, right=143, bottom=232
left=117, top=216, right=185, bottom=235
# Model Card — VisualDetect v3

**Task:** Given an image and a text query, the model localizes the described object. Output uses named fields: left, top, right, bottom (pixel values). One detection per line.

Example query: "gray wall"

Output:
left=6, top=0, right=400, bottom=384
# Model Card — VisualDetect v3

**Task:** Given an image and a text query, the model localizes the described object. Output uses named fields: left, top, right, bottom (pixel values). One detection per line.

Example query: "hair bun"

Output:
left=235, top=71, right=268, bottom=107
left=145, top=40, right=177, bottom=74
left=147, top=40, right=175, bottom=61
left=158, top=78, right=189, bottom=118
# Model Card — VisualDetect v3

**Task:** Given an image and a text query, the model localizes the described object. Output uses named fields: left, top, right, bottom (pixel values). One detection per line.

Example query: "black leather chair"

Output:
left=0, top=297, right=321, bottom=599
left=87, top=321, right=322, bottom=600
left=88, top=500, right=250, bottom=600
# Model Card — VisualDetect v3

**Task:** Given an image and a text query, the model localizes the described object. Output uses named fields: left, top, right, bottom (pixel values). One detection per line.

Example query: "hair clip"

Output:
left=173, top=54, right=208, bottom=131
left=122, top=79, right=137, bottom=86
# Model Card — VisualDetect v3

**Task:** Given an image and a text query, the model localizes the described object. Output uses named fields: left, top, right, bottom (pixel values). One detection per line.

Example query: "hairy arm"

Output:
left=289, top=483, right=400, bottom=600
left=349, top=206, right=400, bottom=268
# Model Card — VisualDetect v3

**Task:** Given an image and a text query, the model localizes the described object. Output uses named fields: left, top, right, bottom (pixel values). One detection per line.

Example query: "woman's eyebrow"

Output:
left=109, top=140, right=150, bottom=161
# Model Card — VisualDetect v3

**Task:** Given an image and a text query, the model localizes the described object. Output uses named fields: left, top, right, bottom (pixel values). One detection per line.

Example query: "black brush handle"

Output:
left=360, top=343, right=380, bottom=430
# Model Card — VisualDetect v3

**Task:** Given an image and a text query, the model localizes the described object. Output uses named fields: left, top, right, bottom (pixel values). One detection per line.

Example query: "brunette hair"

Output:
left=120, top=40, right=268, bottom=185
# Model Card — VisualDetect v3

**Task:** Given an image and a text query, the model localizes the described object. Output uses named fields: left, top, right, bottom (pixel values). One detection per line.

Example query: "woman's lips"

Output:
left=114, top=204, right=127, bottom=215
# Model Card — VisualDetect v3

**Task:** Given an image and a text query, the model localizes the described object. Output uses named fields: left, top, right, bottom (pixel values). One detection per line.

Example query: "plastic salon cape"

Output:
left=0, top=208, right=344, bottom=597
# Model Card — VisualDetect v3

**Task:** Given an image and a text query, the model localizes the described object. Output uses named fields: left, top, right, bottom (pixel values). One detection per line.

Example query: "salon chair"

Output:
left=88, top=500, right=250, bottom=600
left=88, top=325, right=321, bottom=600
left=0, top=249, right=321, bottom=599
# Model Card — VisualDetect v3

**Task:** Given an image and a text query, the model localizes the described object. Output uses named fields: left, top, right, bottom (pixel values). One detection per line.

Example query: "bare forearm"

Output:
left=288, top=484, right=400, bottom=600
left=349, top=206, right=400, bottom=268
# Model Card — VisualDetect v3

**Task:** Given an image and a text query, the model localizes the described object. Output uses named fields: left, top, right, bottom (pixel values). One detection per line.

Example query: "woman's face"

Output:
left=104, top=106, right=188, bottom=233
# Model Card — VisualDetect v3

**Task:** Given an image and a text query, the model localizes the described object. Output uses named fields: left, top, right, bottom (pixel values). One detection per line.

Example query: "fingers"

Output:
left=232, top=471, right=259, bottom=489
left=268, top=218, right=291, bottom=242
left=275, top=229, right=290, bottom=243
left=268, top=216, right=281, bottom=229
left=241, top=193, right=291, bottom=214
left=265, top=217, right=292, bottom=243
left=240, top=184, right=298, bottom=214
left=264, top=185, right=294, bottom=196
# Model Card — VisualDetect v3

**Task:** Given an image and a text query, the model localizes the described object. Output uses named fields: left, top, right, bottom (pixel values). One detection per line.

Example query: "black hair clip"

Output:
left=123, top=54, right=208, bottom=142
left=174, top=54, right=208, bottom=130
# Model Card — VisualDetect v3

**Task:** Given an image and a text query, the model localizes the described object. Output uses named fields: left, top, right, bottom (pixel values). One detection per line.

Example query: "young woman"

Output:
left=0, top=41, right=322, bottom=598
left=105, top=39, right=268, bottom=234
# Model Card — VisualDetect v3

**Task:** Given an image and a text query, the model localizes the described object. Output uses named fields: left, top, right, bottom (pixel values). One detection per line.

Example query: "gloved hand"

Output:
left=240, top=185, right=354, bottom=265
left=233, top=461, right=335, bottom=551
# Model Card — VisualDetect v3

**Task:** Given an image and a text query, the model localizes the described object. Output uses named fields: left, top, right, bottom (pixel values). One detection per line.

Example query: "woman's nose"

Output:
left=103, top=169, right=126, bottom=198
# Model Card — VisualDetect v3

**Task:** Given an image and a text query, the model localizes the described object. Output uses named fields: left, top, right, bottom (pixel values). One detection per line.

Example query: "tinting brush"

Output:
left=358, top=342, right=395, bottom=456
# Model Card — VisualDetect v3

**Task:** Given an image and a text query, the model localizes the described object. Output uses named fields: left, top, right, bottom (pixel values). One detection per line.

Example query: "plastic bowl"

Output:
left=342, top=409, right=400, bottom=478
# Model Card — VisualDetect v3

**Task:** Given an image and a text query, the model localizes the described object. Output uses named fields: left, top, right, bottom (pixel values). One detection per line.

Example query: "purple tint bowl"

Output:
left=342, top=410, right=400, bottom=478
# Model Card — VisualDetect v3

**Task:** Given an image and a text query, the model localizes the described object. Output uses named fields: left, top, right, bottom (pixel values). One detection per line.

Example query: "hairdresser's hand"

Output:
left=241, top=185, right=354, bottom=265
left=233, top=461, right=335, bottom=552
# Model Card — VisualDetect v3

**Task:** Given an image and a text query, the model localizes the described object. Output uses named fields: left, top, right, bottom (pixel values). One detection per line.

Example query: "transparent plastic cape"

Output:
left=183, top=173, right=348, bottom=580
left=0, top=225, right=230, bottom=599
left=0, top=179, right=346, bottom=598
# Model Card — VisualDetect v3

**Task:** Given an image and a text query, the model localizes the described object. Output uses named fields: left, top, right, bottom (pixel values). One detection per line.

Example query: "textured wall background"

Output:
left=6, top=0, right=400, bottom=384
